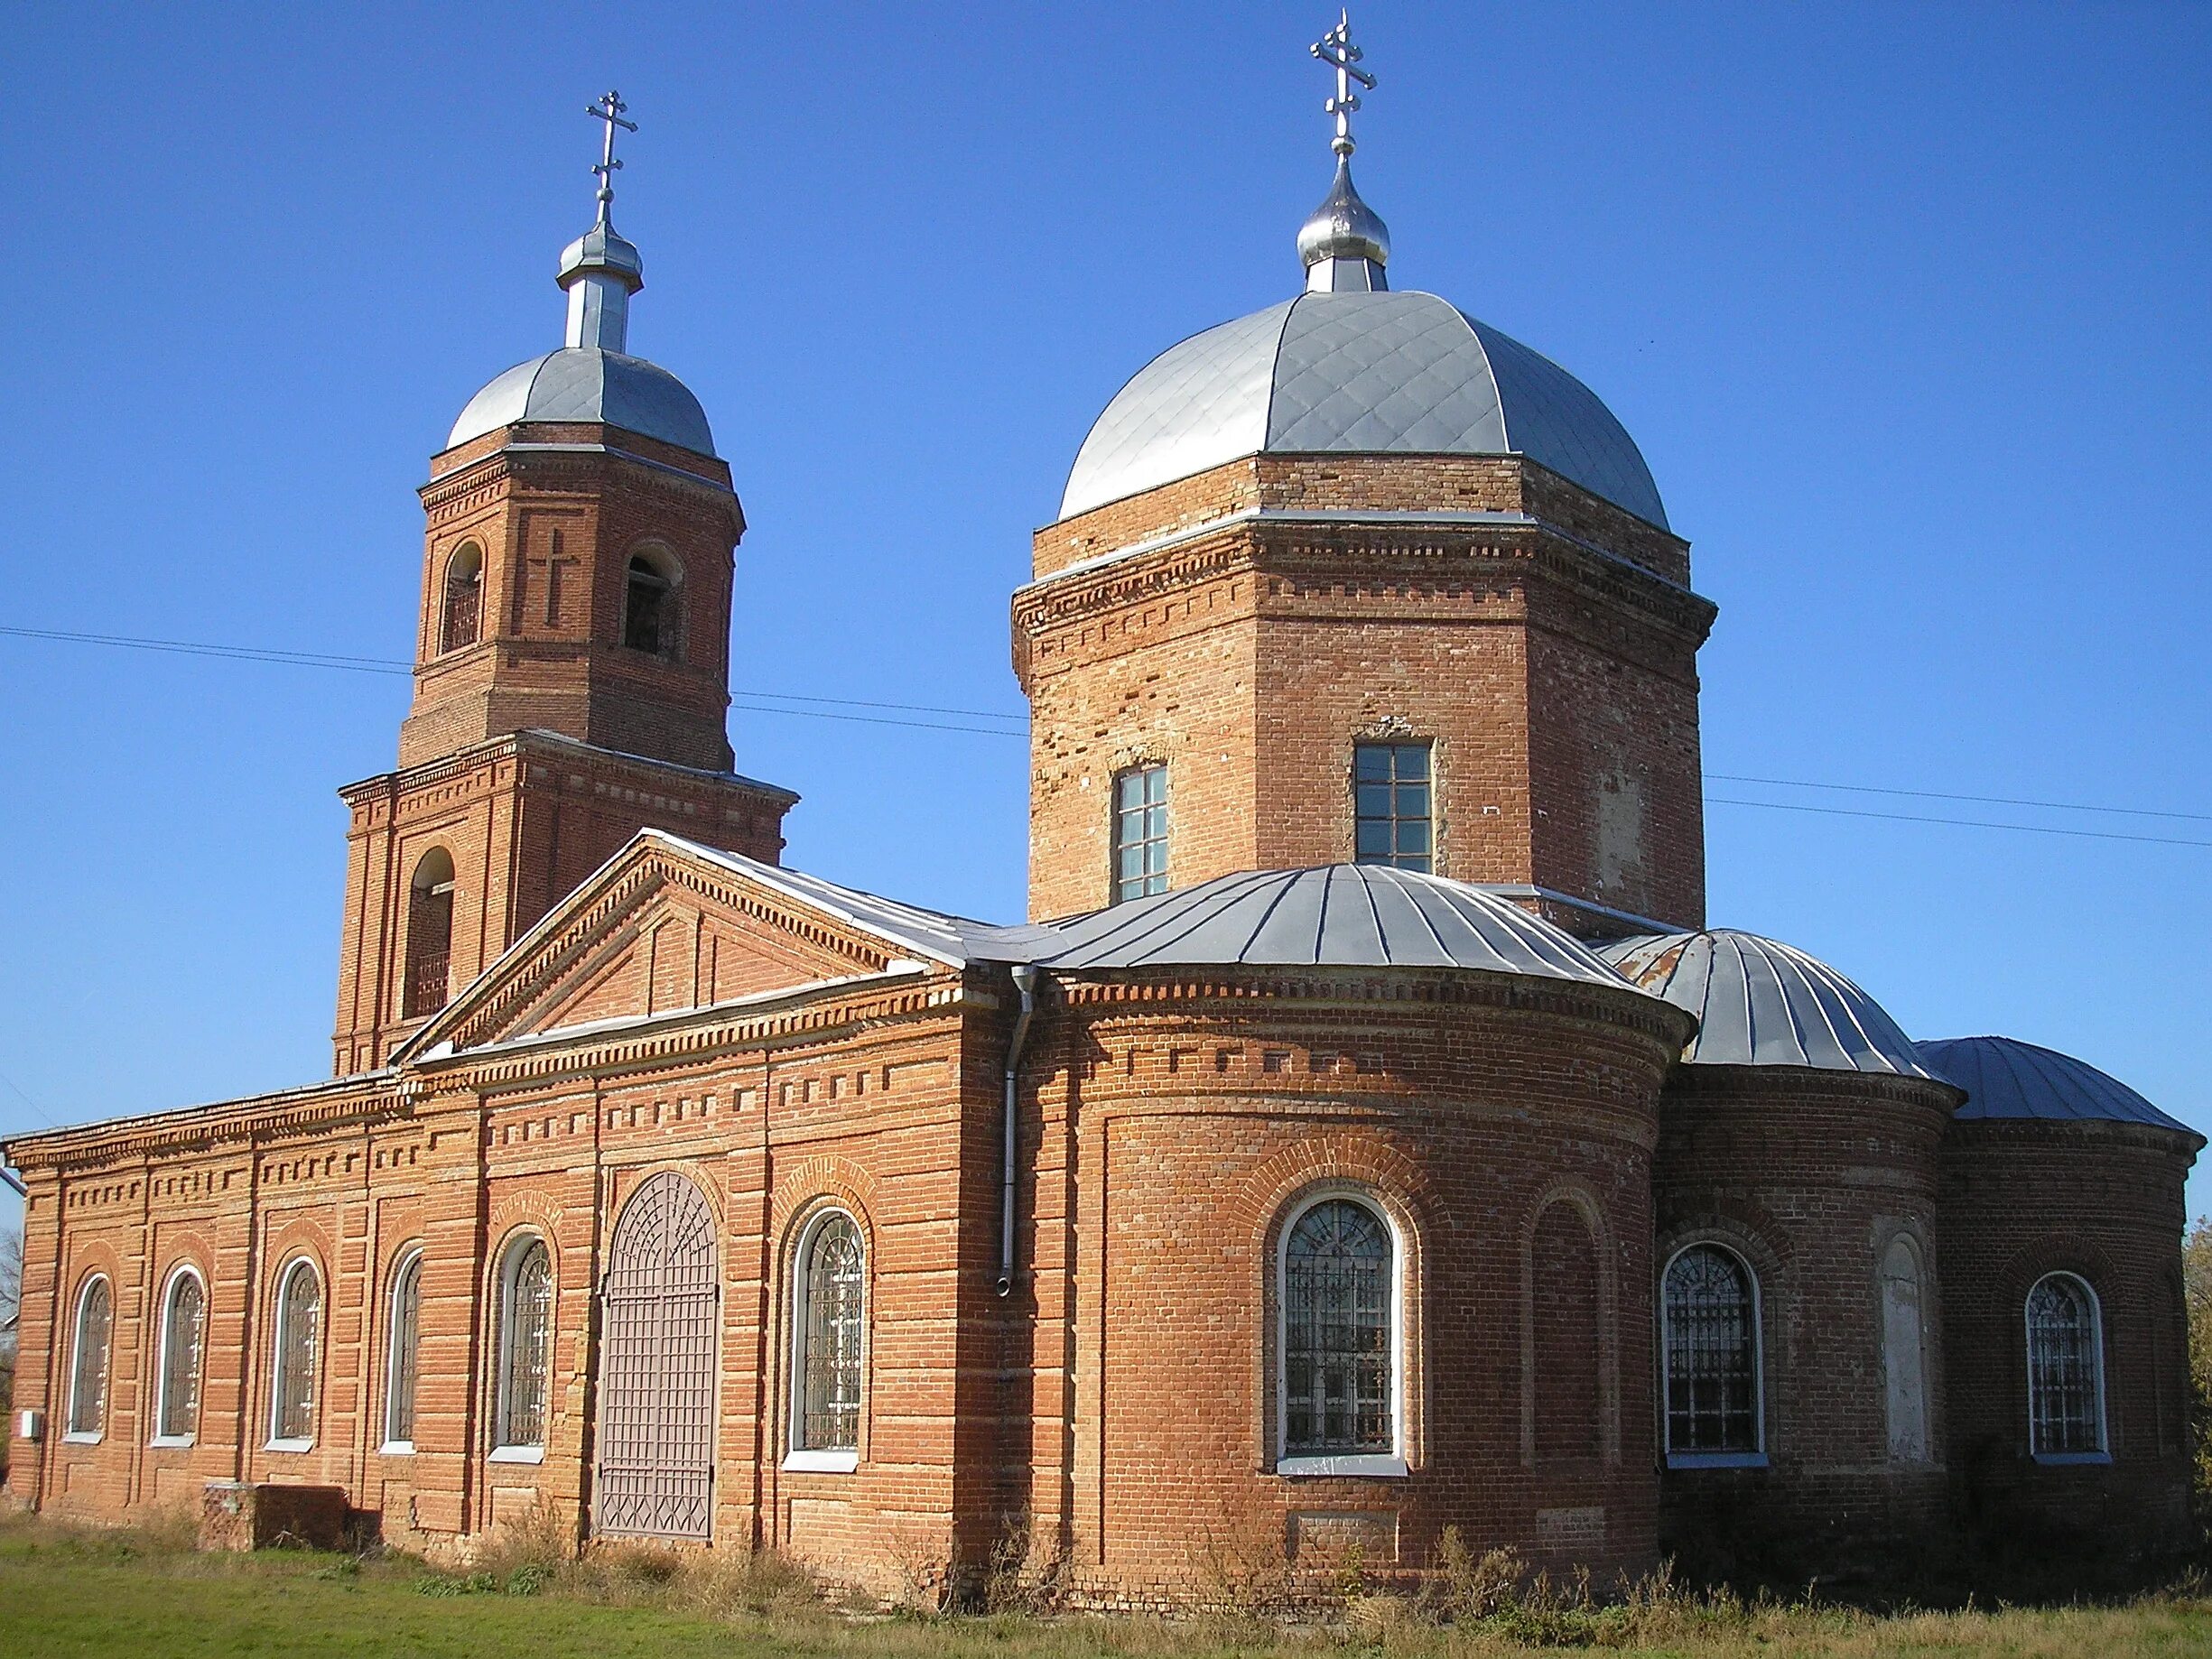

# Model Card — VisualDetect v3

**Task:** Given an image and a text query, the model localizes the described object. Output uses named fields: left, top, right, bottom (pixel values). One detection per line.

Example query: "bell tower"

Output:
left=331, top=95, right=798, bottom=1073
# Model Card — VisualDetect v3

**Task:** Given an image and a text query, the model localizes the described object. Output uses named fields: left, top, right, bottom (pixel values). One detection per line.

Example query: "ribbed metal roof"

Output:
left=999, top=864, right=1653, bottom=990
left=1059, top=291, right=1668, bottom=529
left=448, top=347, right=715, bottom=457
left=1599, top=929, right=1932, bottom=1077
left=1919, top=1035, right=2200, bottom=1138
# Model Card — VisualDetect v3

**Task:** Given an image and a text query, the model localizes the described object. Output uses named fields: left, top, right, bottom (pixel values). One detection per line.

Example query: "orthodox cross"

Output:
left=587, top=90, right=638, bottom=221
left=1310, top=12, right=1376, bottom=158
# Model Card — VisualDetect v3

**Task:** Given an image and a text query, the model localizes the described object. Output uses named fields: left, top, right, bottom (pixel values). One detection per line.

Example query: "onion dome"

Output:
left=993, top=864, right=1668, bottom=996
left=1919, top=1036, right=2202, bottom=1141
left=1297, top=158, right=1391, bottom=291
left=446, top=93, right=715, bottom=459
left=1599, top=929, right=1933, bottom=1077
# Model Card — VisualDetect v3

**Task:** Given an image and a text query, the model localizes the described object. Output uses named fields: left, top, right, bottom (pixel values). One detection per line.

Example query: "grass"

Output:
left=2, top=1510, right=2211, bottom=1658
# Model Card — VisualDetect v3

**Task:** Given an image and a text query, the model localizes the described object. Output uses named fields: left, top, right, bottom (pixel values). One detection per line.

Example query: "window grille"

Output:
left=2027, top=1273, right=2104, bottom=1456
left=441, top=544, right=482, bottom=653
left=159, top=1272, right=206, bottom=1440
left=798, top=1214, right=865, bottom=1451
left=68, top=1276, right=113, bottom=1437
left=1662, top=1245, right=1760, bottom=1455
left=386, top=1252, right=423, bottom=1446
left=498, top=1238, right=553, bottom=1449
left=273, top=1262, right=321, bottom=1443
left=1353, top=742, right=1433, bottom=871
left=404, top=850, right=455, bottom=1019
left=1283, top=1199, right=1393, bottom=1455
left=624, top=555, right=675, bottom=656
left=1112, top=765, right=1168, bottom=902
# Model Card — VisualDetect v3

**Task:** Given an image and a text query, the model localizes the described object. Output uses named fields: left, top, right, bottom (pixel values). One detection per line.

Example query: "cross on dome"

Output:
left=587, top=89, right=638, bottom=225
left=1297, top=13, right=1389, bottom=292
left=1310, top=11, right=1376, bottom=159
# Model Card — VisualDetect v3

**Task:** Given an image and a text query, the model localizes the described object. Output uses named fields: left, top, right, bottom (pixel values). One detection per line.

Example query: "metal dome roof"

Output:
left=995, top=864, right=1661, bottom=994
left=447, top=347, right=716, bottom=457
left=1599, top=929, right=1932, bottom=1077
left=1058, top=291, right=1668, bottom=529
left=1919, top=1035, right=2200, bottom=1138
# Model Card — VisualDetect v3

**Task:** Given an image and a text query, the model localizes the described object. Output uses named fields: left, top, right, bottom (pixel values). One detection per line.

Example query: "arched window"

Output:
left=384, top=1248, right=423, bottom=1451
left=622, top=550, right=679, bottom=658
left=493, top=1237, right=553, bottom=1454
left=1278, top=1194, right=1402, bottom=1472
left=269, top=1258, right=322, bottom=1448
left=1880, top=1236, right=1929, bottom=1462
left=66, top=1274, right=113, bottom=1440
left=440, top=542, right=483, bottom=653
left=154, top=1265, right=207, bottom=1444
left=790, top=1211, right=865, bottom=1462
left=2026, top=1272, right=2105, bottom=1460
left=1661, top=1243, right=1763, bottom=1464
left=403, top=848, right=455, bottom=1019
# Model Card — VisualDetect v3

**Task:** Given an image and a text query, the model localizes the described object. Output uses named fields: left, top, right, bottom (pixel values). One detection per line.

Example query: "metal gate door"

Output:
left=592, top=1170, right=719, bottom=1540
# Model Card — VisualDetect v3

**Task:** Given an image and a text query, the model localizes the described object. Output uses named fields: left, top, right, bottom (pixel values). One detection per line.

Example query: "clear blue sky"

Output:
left=4, top=2, right=2209, bottom=1237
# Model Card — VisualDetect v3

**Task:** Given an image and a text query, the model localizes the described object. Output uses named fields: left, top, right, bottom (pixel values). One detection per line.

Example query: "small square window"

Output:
left=1352, top=742, right=1434, bottom=873
left=1112, top=765, right=1169, bottom=902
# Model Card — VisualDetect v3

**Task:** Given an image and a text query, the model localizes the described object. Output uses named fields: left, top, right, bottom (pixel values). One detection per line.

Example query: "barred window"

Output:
left=496, top=1237, right=553, bottom=1450
left=796, top=1212, right=865, bottom=1452
left=1282, top=1198, right=1394, bottom=1457
left=623, top=551, right=679, bottom=657
left=271, top=1260, right=322, bottom=1446
left=1111, top=765, right=1169, bottom=902
left=385, top=1249, right=423, bottom=1449
left=2027, top=1273, right=2105, bottom=1458
left=404, top=848, right=455, bottom=1020
left=440, top=542, right=483, bottom=653
left=1662, top=1244, right=1761, bottom=1460
left=1353, top=742, right=1433, bottom=872
left=67, top=1274, right=113, bottom=1439
left=156, top=1268, right=207, bottom=1442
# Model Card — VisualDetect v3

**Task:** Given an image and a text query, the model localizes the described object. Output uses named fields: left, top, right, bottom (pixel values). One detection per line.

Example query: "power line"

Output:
left=1705, top=796, right=2212, bottom=849
left=1710, top=772, right=2212, bottom=826
left=0, top=625, right=411, bottom=676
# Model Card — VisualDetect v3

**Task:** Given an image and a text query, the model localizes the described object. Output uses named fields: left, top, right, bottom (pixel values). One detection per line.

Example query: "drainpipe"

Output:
left=0, top=1165, right=24, bottom=1198
left=997, top=964, right=1039, bottom=1299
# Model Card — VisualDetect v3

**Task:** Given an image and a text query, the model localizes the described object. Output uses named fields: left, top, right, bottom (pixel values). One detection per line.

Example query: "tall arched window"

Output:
left=154, top=1265, right=207, bottom=1444
left=403, top=848, right=455, bottom=1019
left=1880, top=1236, right=1929, bottom=1462
left=66, top=1274, right=113, bottom=1440
left=622, top=550, right=679, bottom=658
left=1661, top=1244, right=1763, bottom=1464
left=269, top=1258, right=322, bottom=1448
left=384, top=1248, right=423, bottom=1451
left=440, top=542, right=483, bottom=653
left=1278, top=1194, right=1402, bottom=1473
left=790, top=1210, right=865, bottom=1465
left=2026, top=1272, right=2105, bottom=1459
left=493, top=1237, right=553, bottom=1455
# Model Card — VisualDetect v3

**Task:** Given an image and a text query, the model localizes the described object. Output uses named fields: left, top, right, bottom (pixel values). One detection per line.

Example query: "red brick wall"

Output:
left=1938, top=1118, right=2197, bottom=1552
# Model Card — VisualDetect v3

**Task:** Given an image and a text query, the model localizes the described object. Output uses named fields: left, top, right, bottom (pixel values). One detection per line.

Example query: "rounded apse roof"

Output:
left=447, top=347, right=715, bottom=458
left=996, top=863, right=1659, bottom=997
left=1599, top=929, right=1933, bottom=1078
left=1057, top=291, right=1668, bottom=530
left=1918, top=1035, right=2200, bottom=1139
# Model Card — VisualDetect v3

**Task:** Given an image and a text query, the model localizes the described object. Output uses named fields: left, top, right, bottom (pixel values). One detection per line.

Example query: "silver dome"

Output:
left=1059, top=290, right=1668, bottom=528
left=1600, top=929, right=1932, bottom=1077
left=446, top=347, right=715, bottom=457
left=1919, top=1035, right=2200, bottom=1138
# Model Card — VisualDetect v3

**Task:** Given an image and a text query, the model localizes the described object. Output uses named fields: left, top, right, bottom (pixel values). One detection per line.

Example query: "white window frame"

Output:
left=488, top=1234, right=551, bottom=1464
left=1273, top=1187, right=1409, bottom=1478
left=2025, top=1270, right=2110, bottom=1465
left=380, top=1247, right=423, bottom=1455
left=782, top=1207, right=865, bottom=1473
left=1659, top=1240, right=1768, bottom=1469
left=150, top=1263, right=207, bottom=1449
left=64, top=1273, right=113, bottom=1444
left=265, top=1257, right=322, bottom=1453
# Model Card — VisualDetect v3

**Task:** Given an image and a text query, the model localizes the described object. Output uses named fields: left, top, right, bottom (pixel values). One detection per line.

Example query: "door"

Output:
left=593, top=1169, right=719, bottom=1539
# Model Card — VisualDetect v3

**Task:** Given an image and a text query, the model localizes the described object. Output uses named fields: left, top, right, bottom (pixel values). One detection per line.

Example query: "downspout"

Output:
left=0, top=1165, right=24, bottom=1198
left=997, top=965, right=1039, bottom=1299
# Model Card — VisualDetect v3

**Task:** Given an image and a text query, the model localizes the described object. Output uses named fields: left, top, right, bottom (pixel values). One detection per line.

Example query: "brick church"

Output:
left=5, top=42, right=2199, bottom=1599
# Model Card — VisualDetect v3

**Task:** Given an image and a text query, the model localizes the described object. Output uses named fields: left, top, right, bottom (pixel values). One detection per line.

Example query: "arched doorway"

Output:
left=593, top=1169, right=719, bottom=1540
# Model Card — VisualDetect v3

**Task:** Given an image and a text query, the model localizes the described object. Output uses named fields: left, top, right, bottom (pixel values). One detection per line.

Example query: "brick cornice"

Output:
left=338, top=728, right=797, bottom=812
left=4, top=1078, right=408, bottom=1173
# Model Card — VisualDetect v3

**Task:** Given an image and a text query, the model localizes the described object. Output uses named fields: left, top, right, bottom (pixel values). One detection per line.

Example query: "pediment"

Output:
left=398, top=834, right=953, bottom=1060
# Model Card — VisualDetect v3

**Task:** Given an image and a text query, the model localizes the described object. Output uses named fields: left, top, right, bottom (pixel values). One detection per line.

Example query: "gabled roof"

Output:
left=1919, top=1035, right=2202, bottom=1142
left=1599, top=928, right=1934, bottom=1078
